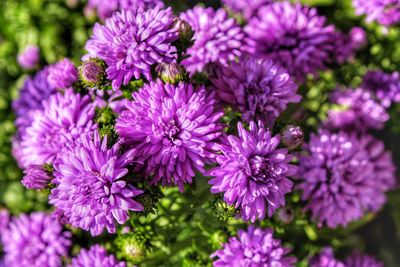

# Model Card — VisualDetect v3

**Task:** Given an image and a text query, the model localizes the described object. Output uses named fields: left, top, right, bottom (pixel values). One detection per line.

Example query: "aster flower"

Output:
left=17, top=45, right=40, bottom=69
left=86, top=0, right=163, bottom=20
left=116, top=80, right=223, bottom=191
left=352, top=0, right=400, bottom=26
left=69, top=245, right=126, bottom=267
left=49, top=131, right=143, bottom=236
left=180, top=6, right=251, bottom=74
left=211, top=226, right=296, bottom=267
left=309, top=247, right=345, bottom=267
left=324, top=88, right=389, bottom=132
left=345, top=251, right=383, bottom=267
left=298, top=131, right=396, bottom=228
left=222, top=0, right=272, bottom=20
left=12, top=68, right=56, bottom=133
left=47, top=58, right=78, bottom=89
left=19, top=89, right=95, bottom=167
left=362, top=70, right=400, bottom=107
left=209, top=121, right=297, bottom=222
left=22, top=165, right=52, bottom=190
left=211, top=57, right=300, bottom=127
left=245, top=2, right=345, bottom=81
left=1, top=212, right=71, bottom=267
left=84, top=7, right=178, bottom=90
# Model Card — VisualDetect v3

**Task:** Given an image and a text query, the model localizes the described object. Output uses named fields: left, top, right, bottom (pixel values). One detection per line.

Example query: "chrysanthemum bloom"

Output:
left=84, top=7, right=178, bottom=90
left=49, top=131, right=143, bottom=236
left=352, top=0, right=400, bottom=26
left=211, top=57, right=300, bottom=127
left=324, top=88, right=389, bottom=132
left=180, top=6, right=251, bottom=74
left=17, top=45, right=40, bottom=69
left=211, top=226, right=296, bottom=267
left=69, top=245, right=126, bottom=267
left=86, top=0, right=163, bottom=20
left=209, top=121, right=297, bottom=222
left=22, top=165, right=52, bottom=190
left=245, top=2, right=344, bottom=81
left=345, top=251, right=383, bottom=267
left=362, top=70, right=400, bottom=107
left=47, top=58, right=78, bottom=88
left=1, top=212, right=71, bottom=267
left=222, top=0, right=272, bottom=20
left=309, top=247, right=345, bottom=267
left=12, top=68, right=56, bottom=133
left=298, top=131, right=396, bottom=228
left=19, top=89, right=96, bottom=167
left=116, top=80, right=223, bottom=191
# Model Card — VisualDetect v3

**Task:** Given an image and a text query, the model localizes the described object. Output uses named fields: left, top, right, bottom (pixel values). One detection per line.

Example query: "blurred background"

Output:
left=0, top=0, right=399, bottom=266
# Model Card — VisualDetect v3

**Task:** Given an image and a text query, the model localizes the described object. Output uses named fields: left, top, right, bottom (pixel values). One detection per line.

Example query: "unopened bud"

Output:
left=156, top=63, right=188, bottom=84
left=116, top=230, right=151, bottom=263
left=277, top=207, right=294, bottom=224
left=282, top=125, right=304, bottom=149
left=173, top=18, right=194, bottom=51
left=22, top=164, right=53, bottom=190
left=213, top=198, right=238, bottom=221
left=79, top=58, right=107, bottom=88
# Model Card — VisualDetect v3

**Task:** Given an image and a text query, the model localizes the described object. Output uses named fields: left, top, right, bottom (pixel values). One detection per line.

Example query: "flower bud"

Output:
left=213, top=198, right=238, bottom=221
left=156, top=63, right=188, bottom=84
left=116, top=230, right=150, bottom=263
left=277, top=207, right=294, bottom=224
left=79, top=58, right=107, bottom=88
left=282, top=124, right=304, bottom=149
left=173, top=18, right=194, bottom=51
left=22, top=165, right=53, bottom=190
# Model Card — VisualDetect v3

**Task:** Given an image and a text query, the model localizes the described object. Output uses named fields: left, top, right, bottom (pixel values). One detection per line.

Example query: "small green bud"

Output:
left=156, top=63, right=188, bottom=84
left=213, top=198, right=238, bottom=221
left=115, top=230, right=151, bottom=263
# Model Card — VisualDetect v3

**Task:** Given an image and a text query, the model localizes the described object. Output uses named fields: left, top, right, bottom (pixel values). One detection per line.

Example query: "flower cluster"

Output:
left=209, top=121, right=297, bottom=222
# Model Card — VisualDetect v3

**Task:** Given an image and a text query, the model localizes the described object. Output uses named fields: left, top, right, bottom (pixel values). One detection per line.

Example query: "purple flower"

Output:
left=1, top=212, right=71, bottom=267
left=49, top=131, right=143, bottom=236
left=17, top=45, right=40, bottom=70
left=349, top=27, right=367, bottom=49
left=324, top=88, right=389, bottom=132
left=309, top=247, right=345, bottom=267
left=353, top=0, right=400, bottom=26
left=345, top=251, right=383, bottom=267
left=22, top=165, right=52, bottom=190
left=211, top=57, right=300, bottom=127
left=298, top=131, right=396, bottom=228
left=209, top=121, right=297, bottom=222
left=69, top=245, right=126, bottom=267
left=47, top=58, right=78, bottom=89
left=180, top=6, right=252, bottom=74
left=282, top=125, right=304, bottom=149
left=222, top=0, right=272, bottom=20
left=0, top=209, right=9, bottom=233
left=211, top=226, right=296, bottom=267
left=245, top=2, right=343, bottom=81
left=86, top=0, right=163, bottom=20
left=116, top=80, right=223, bottom=191
left=19, top=89, right=96, bottom=167
left=12, top=68, right=56, bottom=133
left=362, top=70, right=400, bottom=108
left=84, top=7, right=178, bottom=90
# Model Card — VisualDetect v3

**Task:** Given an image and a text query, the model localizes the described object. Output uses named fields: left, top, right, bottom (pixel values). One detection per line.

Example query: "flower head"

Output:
left=180, top=6, right=251, bottom=74
left=22, top=165, right=52, bottom=190
left=211, top=57, right=300, bottom=127
left=362, top=70, right=400, bottom=108
left=309, top=247, right=345, bottom=267
left=69, top=245, right=126, bottom=267
left=352, top=0, right=400, bottom=26
left=324, top=88, right=389, bottom=132
left=49, top=131, right=143, bottom=236
left=17, top=45, right=40, bottom=69
left=19, top=89, right=95, bottom=167
left=116, top=80, right=223, bottom=191
left=245, top=2, right=343, bottom=81
left=298, top=131, right=396, bottom=228
left=345, top=251, right=383, bottom=267
left=209, top=121, right=297, bottom=222
left=222, top=0, right=272, bottom=20
left=1, top=212, right=71, bottom=267
left=79, top=58, right=107, bottom=88
left=47, top=58, right=78, bottom=89
left=84, top=7, right=178, bottom=90
left=211, top=226, right=296, bottom=267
